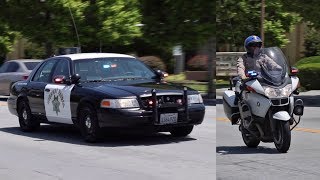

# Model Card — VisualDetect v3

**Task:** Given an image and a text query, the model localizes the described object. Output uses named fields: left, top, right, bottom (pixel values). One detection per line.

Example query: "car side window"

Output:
left=6, top=62, right=19, bottom=72
left=32, top=60, right=58, bottom=83
left=0, top=62, right=9, bottom=73
left=52, top=59, right=70, bottom=81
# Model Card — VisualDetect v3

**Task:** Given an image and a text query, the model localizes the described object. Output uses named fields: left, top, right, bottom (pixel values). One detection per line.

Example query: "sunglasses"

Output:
left=248, top=43, right=262, bottom=47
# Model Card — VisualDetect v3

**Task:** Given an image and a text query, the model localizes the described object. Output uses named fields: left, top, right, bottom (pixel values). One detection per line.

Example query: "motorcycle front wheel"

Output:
left=273, top=121, right=291, bottom=153
left=241, top=125, right=260, bottom=148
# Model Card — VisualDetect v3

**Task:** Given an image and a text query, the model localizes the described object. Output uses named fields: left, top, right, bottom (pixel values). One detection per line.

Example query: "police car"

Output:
left=7, top=53, right=205, bottom=142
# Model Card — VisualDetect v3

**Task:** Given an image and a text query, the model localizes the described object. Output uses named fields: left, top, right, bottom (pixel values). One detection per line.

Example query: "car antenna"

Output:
left=67, top=0, right=81, bottom=53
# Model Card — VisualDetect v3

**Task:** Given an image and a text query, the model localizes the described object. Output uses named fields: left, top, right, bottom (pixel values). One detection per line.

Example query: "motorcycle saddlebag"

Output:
left=223, top=90, right=240, bottom=124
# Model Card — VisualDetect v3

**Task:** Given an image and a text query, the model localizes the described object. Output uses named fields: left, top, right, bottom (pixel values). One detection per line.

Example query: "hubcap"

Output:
left=85, top=116, right=92, bottom=129
left=22, top=109, right=28, bottom=124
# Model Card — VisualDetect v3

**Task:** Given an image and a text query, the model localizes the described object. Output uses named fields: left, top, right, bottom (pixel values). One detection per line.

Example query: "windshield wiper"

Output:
left=106, top=77, right=148, bottom=81
left=84, top=79, right=110, bottom=83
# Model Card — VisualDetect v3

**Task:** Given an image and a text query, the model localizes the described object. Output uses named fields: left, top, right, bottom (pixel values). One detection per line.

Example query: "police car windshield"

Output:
left=74, top=57, right=156, bottom=82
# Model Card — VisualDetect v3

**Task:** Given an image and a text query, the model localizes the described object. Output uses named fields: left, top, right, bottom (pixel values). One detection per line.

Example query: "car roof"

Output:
left=56, top=53, right=135, bottom=60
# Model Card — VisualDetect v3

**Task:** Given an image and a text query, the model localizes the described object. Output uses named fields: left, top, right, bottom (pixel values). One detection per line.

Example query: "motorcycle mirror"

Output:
left=290, top=67, right=299, bottom=75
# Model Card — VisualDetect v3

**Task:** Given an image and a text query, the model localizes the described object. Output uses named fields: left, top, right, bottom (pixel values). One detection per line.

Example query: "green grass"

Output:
left=295, top=56, right=320, bottom=66
left=184, top=84, right=208, bottom=92
left=165, top=73, right=186, bottom=82
left=165, top=73, right=230, bottom=92
left=165, top=73, right=207, bottom=92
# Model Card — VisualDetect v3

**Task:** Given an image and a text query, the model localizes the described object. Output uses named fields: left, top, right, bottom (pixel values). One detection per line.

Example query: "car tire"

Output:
left=170, top=125, right=194, bottom=137
left=18, top=100, right=40, bottom=132
left=78, top=104, right=101, bottom=143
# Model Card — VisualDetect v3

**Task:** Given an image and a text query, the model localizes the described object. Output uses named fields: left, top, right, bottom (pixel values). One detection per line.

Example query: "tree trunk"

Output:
left=206, top=37, right=216, bottom=99
left=45, top=41, right=53, bottom=58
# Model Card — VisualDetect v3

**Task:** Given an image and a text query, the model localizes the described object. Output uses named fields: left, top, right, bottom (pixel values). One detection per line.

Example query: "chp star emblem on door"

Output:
left=52, top=95, right=61, bottom=115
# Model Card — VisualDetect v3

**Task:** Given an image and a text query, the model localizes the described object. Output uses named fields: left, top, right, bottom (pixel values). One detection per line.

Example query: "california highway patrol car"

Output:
left=7, top=53, right=205, bottom=142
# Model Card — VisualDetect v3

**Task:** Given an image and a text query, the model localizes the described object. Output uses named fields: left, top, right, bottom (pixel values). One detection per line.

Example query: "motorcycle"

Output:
left=223, top=47, right=304, bottom=153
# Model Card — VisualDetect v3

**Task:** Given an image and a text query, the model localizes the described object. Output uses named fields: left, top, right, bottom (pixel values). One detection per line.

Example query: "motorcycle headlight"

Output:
left=264, top=84, right=292, bottom=98
left=101, top=99, right=139, bottom=108
left=188, top=94, right=203, bottom=104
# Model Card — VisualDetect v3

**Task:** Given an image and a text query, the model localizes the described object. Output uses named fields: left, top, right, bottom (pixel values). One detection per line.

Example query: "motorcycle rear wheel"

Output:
left=273, top=121, right=291, bottom=153
left=241, top=126, right=260, bottom=148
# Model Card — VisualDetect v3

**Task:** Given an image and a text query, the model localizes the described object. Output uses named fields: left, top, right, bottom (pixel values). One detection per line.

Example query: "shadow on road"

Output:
left=0, top=124, right=196, bottom=147
left=216, top=146, right=280, bottom=154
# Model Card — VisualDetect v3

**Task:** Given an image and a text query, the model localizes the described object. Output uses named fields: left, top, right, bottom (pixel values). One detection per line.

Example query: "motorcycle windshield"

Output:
left=259, top=47, right=288, bottom=86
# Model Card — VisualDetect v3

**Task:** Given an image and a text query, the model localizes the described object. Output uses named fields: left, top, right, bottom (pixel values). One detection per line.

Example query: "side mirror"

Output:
left=155, top=70, right=168, bottom=79
left=290, top=67, right=299, bottom=76
left=71, top=74, right=81, bottom=84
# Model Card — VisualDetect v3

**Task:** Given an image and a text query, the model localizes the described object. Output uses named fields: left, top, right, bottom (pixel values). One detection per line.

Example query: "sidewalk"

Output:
left=216, top=88, right=320, bottom=106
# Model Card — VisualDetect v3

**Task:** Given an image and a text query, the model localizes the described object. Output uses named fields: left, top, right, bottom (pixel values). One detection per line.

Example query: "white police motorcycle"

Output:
left=223, top=47, right=304, bottom=153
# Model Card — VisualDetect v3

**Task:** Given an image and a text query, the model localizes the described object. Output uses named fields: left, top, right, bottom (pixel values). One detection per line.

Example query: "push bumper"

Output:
left=96, top=104, right=205, bottom=129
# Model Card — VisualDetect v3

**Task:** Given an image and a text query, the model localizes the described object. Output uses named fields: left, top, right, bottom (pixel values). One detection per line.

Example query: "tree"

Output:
left=217, top=0, right=301, bottom=49
left=0, top=0, right=142, bottom=57
left=281, top=0, right=320, bottom=28
left=79, top=0, right=142, bottom=52
left=0, top=21, right=16, bottom=62
left=281, top=0, right=320, bottom=57
left=139, top=0, right=215, bottom=51
left=0, top=0, right=86, bottom=57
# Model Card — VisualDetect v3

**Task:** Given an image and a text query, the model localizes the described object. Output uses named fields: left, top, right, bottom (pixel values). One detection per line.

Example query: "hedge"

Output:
left=187, top=55, right=208, bottom=71
left=295, top=56, right=320, bottom=90
left=138, top=56, right=167, bottom=72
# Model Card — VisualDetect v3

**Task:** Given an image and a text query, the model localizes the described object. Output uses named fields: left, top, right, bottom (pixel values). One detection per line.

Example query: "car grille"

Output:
left=271, top=98, right=289, bottom=106
left=140, top=95, right=184, bottom=110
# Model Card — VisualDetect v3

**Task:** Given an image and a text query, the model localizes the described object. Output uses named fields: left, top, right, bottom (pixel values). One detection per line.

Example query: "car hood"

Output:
left=80, top=79, right=197, bottom=97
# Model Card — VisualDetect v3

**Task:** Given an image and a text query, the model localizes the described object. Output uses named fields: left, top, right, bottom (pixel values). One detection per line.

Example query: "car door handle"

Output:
left=45, top=89, right=50, bottom=92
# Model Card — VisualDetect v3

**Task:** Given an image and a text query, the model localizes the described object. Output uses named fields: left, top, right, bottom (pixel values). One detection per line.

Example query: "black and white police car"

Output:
left=7, top=53, right=205, bottom=142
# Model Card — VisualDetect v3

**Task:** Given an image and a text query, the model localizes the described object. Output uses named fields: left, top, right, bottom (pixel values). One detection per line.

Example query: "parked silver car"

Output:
left=0, top=59, right=42, bottom=95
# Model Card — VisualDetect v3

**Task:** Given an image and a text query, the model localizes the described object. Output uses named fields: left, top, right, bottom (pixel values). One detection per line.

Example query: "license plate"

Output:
left=159, top=113, right=178, bottom=125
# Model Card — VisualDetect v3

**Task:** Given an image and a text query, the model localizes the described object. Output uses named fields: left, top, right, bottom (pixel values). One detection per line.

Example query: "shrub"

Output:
left=295, top=56, right=320, bottom=90
left=187, top=55, right=208, bottom=71
left=304, top=28, right=320, bottom=57
left=138, top=56, right=167, bottom=71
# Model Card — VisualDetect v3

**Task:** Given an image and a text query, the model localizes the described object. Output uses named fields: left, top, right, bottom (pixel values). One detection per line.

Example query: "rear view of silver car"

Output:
left=0, top=59, right=42, bottom=95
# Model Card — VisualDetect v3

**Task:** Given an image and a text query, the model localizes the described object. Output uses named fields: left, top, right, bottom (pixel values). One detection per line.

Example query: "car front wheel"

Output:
left=18, top=100, right=40, bottom=132
left=78, top=104, right=101, bottom=142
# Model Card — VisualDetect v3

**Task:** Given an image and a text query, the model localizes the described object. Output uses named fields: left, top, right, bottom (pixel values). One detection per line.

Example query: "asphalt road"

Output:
left=0, top=101, right=216, bottom=180
left=216, top=100, right=320, bottom=180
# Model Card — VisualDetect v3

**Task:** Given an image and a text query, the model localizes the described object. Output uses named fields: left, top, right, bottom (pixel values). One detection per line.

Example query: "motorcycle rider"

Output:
left=237, top=35, right=282, bottom=79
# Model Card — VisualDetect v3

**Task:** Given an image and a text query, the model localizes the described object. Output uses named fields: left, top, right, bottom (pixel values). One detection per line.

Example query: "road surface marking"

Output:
left=216, top=117, right=229, bottom=122
left=216, top=117, right=320, bottom=134
left=294, top=127, right=320, bottom=134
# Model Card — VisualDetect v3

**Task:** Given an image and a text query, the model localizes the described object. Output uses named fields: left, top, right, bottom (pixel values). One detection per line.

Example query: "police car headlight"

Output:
left=187, top=94, right=203, bottom=104
left=263, top=84, right=292, bottom=98
left=101, top=99, right=139, bottom=108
